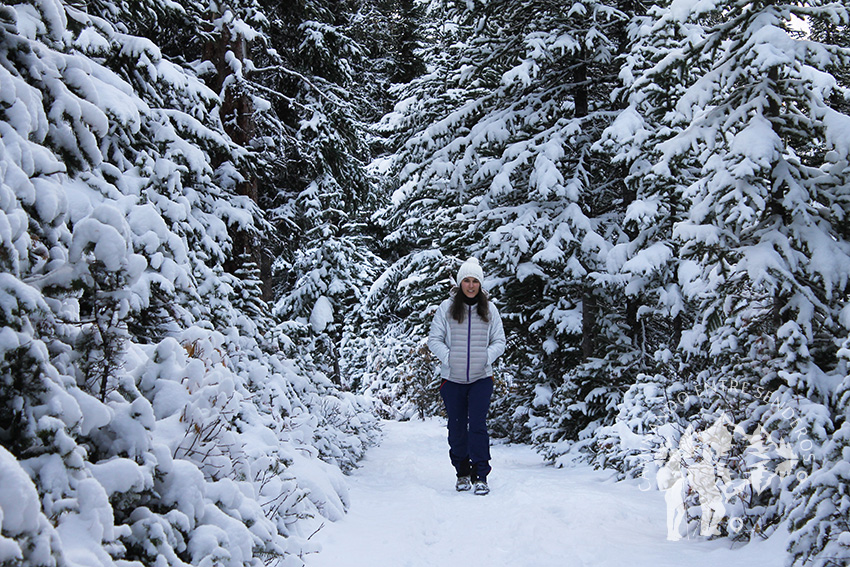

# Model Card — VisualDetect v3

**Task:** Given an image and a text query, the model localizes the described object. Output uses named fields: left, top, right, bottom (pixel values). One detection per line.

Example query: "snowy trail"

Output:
left=305, top=419, right=789, bottom=567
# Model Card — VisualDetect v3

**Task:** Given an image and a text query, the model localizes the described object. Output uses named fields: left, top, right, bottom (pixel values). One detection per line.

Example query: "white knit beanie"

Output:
left=456, top=257, right=485, bottom=286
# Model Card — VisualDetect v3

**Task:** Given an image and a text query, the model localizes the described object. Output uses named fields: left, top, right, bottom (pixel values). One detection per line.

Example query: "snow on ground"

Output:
left=305, top=418, right=790, bottom=567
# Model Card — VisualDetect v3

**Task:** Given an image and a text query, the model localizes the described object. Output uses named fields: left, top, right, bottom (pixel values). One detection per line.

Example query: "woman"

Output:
left=428, top=257, right=506, bottom=495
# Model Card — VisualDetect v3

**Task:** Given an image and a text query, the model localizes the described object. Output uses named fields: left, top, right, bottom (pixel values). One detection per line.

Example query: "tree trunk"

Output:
left=204, top=24, right=261, bottom=280
left=582, top=289, right=596, bottom=359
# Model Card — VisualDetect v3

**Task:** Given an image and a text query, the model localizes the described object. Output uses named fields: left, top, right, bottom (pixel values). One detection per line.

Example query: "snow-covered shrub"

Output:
left=0, top=445, right=63, bottom=567
left=0, top=4, right=380, bottom=567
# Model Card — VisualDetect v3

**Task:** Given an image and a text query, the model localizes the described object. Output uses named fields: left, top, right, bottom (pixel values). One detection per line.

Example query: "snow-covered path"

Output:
left=306, top=418, right=789, bottom=567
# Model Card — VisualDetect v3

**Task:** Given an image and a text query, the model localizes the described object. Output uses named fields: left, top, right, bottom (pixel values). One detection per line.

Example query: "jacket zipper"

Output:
left=466, top=305, right=472, bottom=382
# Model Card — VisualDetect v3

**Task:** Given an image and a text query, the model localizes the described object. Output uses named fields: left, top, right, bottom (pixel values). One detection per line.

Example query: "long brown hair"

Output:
left=449, top=287, right=490, bottom=324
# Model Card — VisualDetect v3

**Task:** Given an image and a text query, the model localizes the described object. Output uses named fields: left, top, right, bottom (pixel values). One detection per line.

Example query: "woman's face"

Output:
left=461, top=277, right=480, bottom=298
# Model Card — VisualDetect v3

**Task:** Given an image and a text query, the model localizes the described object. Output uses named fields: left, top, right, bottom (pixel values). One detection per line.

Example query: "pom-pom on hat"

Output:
left=456, top=257, right=485, bottom=286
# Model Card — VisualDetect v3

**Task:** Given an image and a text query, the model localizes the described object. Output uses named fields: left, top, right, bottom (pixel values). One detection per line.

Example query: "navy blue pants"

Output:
left=440, top=377, right=493, bottom=481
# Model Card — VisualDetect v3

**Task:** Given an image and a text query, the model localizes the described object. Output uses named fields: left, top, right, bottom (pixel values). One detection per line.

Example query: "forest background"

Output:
left=1, top=0, right=850, bottom=566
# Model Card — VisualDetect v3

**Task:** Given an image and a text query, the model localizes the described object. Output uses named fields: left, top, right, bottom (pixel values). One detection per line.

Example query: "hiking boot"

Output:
left=455, top=476, right=472, bottom=491
left=473, top=480, right=489, bottom=495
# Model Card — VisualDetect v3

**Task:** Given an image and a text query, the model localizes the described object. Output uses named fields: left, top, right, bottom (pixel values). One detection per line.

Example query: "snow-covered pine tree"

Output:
left=583, top=0, right=710, bottom=472
left=787, top=337, right=850, bottom=566
left=346, top=0, right=427, bottom=128
left=376, top=0, right=637, bottom=441
left=1, top=3, right=379, bottom=567
left=807, top=6, right=850, bottom=118
left=382, top=0, right=428, bottom=85
left=248, top=0, right=385, bottom=389
left=784, top=20, right=850, bottom=566
left=0, top=4, right=257, bottom=565
left=348, top=0, right=483, bottom=413
left=372, top=0, right=509, bottom=422
left=606, top=0, right=850, bottom=544
left=0, top=36, right=77, bottom=557
left=375, top=0, right=488, bottom=254
left=459, top=0, right=634, bottom=444
left=350, top=249, right=459, bottom=419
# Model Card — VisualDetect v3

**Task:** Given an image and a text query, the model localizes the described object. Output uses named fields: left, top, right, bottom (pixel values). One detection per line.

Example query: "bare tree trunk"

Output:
left=582, top=290, right=596, bottom=359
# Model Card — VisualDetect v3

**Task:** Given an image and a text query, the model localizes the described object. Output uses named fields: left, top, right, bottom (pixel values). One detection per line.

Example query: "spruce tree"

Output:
left=583, top=0, right=708, bottom=471
left=593, top=0, right=850, bottom=545
left=1, top=3, right=380, bottom=567
left=788, top=338, right=850, bottom=566
left=375, top=0, right=636, bottom=441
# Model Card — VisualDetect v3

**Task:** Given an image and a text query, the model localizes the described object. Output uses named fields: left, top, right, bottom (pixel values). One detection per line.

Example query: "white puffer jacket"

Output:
left=428, top=298, right=506, bottom=383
